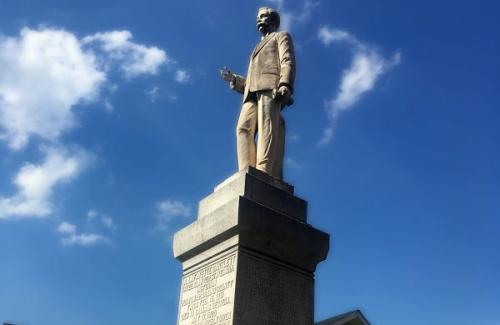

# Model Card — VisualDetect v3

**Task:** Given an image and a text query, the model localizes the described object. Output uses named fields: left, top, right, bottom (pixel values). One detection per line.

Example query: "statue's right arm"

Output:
left=229, top=74, right=246, bottom=94
left=221, top=67, right=246, bottom=94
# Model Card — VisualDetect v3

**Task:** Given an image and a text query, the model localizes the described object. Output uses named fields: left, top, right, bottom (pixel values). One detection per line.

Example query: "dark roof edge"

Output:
left=315, top=309, right=372, bottom=325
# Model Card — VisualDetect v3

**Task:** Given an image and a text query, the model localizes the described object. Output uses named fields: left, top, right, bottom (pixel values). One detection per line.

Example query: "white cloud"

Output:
left=330, top=52, right=401, bottom=111
left=0, top=147, right=92, bottom=219
left=318, top=26, right=401, bottom=145
left=0, top=28, right=105, bottom=150
left=57, top=210, right=116, bottom=247
left=155, top=199, right=190, bottom=231
left=318, top=27, right=360, bottom=47
left=0, top=27, right=172, bottom=221
left=82, top=30, right=169, bottom=77
left=175, top=69, right=190, bottom=84
left=0, top=27, right=171, bottom=151
left=57, top=221, right=76, bottom=234
left=60, top=227, right=108, bottom=246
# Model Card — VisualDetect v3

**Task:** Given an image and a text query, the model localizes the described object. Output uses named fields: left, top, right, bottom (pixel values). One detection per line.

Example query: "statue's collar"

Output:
left=253, top=32, right=276, bottom=58
left=260, top=31, right=276, bottom=41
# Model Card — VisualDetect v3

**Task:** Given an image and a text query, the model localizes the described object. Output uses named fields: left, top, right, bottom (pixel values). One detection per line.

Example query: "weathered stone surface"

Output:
left=233, top=249, right=314, bottom=324
left=214, top=167, right=294, bottom=194
left=173, top=168, right=330, bottom=324
left=175, top=196, right=327, bottom=272
left=199, top=167, right=306, bottom=222
left=176, top=245, right=316, bottom=325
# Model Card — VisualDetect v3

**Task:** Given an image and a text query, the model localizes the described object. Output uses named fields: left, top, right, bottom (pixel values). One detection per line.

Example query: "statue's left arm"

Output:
left=277, top=32, right=296, bottom=104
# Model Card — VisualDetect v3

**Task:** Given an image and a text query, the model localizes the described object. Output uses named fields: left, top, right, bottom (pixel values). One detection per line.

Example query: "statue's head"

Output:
left=256, top=7, right=280, bottom=34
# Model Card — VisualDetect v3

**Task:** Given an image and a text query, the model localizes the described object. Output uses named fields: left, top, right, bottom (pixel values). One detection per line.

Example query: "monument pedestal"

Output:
left=173, top=168, right=330, bottom=324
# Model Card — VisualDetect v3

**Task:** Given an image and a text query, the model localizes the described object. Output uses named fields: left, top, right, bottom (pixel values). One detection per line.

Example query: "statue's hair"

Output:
left=258, top=7, right=280, bottom=29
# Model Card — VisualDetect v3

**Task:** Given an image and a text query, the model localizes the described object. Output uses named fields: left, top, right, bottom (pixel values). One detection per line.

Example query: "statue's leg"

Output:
left=236, top=100, right=257, bottom=170
left=256, top=91, right=281, bottom=177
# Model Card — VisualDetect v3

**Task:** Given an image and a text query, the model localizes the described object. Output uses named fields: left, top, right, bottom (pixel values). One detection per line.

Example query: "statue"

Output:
left=221, top=7, right=296, bottom=180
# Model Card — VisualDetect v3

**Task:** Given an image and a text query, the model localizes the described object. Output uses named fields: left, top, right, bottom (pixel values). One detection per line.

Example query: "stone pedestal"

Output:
left=173, top=167, right=330, bottom=325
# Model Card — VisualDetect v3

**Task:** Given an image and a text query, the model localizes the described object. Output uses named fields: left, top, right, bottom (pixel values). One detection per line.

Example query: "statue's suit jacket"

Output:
left=232, top=31, right=296, bottom=105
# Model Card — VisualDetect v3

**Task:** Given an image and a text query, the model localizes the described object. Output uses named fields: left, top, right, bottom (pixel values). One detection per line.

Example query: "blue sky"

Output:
left=0, top=0, right=499, bottom=324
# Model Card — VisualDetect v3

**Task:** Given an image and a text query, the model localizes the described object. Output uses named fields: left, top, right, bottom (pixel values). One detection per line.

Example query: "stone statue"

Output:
left=221, top=7, right=296, bottom=180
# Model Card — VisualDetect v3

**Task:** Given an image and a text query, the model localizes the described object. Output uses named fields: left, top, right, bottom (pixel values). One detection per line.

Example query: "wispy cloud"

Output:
left=145, top=86, right=160, bottom=103
left=0, top=147, right=92, bottom=219
left=288, top=133, right=300, bottom=141
left=87, top=209, right=118, bottom=231
left=175, top=69, right=191, bottom=84
left=267, top=0, right=285, bottom=8
left=266, top=0, right=319, bottom=32
left=295, top=1, right=320, bottom=24
left=155, top=199, right=190, bottom=231
left=87, top=209, right=98, bottom=219
left=166, top=94, right=178, bottom=102
left=318, top=27, right=361, bottom=47
left=57, top=221, right=76, bottom=234
left=57, top=221, right=108, bottom=247
left=103, top=99, right=114, bottom=112
left=57, top=209, right=117, bottom=247
left=285, top=157, right=304, bottom=170
left=101, top=215, right=117, bottom=231
left=62, top=233, right=107, bottom=246
left=318, top=26, right=401, bottom=145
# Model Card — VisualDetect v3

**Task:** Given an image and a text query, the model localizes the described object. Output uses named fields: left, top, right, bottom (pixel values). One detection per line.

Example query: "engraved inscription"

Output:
left=178, top=254, right=237, bottom=325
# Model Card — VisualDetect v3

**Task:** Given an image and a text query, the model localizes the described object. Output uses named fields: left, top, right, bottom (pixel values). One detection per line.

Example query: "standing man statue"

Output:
left=221, top=7, right=296, bottom=180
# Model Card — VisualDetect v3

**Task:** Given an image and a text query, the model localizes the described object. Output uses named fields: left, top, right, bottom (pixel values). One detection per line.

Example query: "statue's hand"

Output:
left=273, top=85, right=292, bottom=104
left=220, top=66, right=235, bottom=82
left=221, top=67, right=245, bottom=94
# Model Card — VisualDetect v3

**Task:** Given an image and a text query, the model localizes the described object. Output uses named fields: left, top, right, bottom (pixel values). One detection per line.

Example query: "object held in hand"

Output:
left=220, top=66, right=235, bottom=82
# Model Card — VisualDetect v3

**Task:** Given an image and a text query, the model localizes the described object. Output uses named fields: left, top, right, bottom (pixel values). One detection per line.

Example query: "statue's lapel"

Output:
left=252, top=32, right=275, bottom=59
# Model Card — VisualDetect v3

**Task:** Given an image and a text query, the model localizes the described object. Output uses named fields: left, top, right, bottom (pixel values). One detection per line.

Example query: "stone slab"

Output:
left=198, top=168, right=307, bottom=222
left=214, top=167, right=294, bottom=194
left=233, top=248, right=314, bottom=324
left=175, top=196, right=329, bottom=273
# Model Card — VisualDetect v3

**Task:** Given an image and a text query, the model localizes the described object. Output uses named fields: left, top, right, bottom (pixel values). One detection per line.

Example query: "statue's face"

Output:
left=256, top=9, right=275, bottom=34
